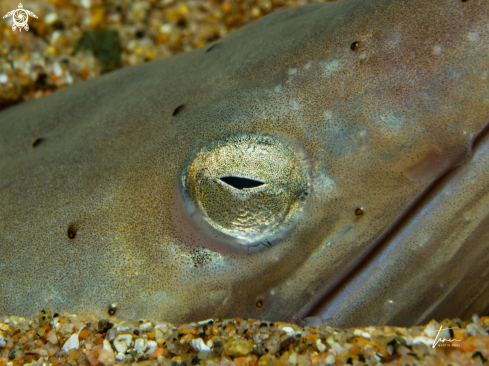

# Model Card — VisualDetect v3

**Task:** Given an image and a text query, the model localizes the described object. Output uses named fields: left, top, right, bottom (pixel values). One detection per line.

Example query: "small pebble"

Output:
left=61, top=332, right=79, bottom=352
left=113, top=334, right=132, bottom=353
left=191, top=338, right=211, bottom=352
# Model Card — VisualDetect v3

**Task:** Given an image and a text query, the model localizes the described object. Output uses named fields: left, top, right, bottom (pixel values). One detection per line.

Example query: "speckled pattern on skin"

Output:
left=0, top=0, right=489, bottom=327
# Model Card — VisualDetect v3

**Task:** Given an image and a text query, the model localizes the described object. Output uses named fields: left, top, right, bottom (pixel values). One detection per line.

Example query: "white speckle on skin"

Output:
left=322, top=60, right=341, bottom=76
left=290, top=100, right=300, bottom=110
left=304, top=61, right=312, bottom=69
left=432, top=45, right=442, bottom=55
left=377, top=113, right=404, bottom=137
left=467, top=32, right=480, bottom=42
left=0, top=74, right=8, bottom=84
left=270, top=289, right=275, bottom=295
left=288, top=67, right=297, bottom=75
left=274, top=85, right=282, bottom=93
left=324, top=110, right=333, bottom=120
left=387, top=32, right=402, bottom=48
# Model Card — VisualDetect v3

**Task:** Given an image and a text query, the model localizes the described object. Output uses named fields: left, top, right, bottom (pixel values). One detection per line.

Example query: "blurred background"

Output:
left=0, top=0, right=331, bottom=111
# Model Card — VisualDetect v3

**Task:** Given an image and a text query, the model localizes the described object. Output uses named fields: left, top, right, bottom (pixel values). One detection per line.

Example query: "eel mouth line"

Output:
left=296, top=120, right=489, bottom=325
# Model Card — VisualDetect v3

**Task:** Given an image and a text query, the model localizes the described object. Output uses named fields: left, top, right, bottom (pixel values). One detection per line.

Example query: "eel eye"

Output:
left=180, top=134, right=309, bottom=254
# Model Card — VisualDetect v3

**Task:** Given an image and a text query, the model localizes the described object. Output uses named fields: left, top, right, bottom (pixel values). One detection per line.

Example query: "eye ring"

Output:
left=179, top=133, right=309, bottom=254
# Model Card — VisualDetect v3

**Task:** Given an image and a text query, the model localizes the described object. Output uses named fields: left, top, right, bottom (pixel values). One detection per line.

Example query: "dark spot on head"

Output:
left=461, top=0, right=469, bottom=2
left=135, top=30, right=145, bottom=39
left=256, top=299, right=264, bottom=308
left=172, top=104, right=185, bottom=116
left=206, top=43, right=220, bottom=53
left=220, top=176, right=265, bottom=190
left=355, top=207, right=364, bottom=216
left=32, top=138, right=43, bottom=148
left=108, top=303, right=117, bottom=316
left=61, top=58, right=70, bottom=65
left=351, top=41, right=360, bottom=51
left=133, top=329, right=140, bottom=336
left=53, top=313, right=59, bottom=317
left=67, top=224, right=77, bottom=239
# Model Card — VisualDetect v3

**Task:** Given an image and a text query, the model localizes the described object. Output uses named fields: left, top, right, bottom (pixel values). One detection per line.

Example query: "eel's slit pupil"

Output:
left=220, top=176, right=265, bottom=190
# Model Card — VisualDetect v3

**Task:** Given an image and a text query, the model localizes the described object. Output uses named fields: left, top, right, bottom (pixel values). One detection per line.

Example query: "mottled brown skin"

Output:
left=1, top=0, right=489, bottom=327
